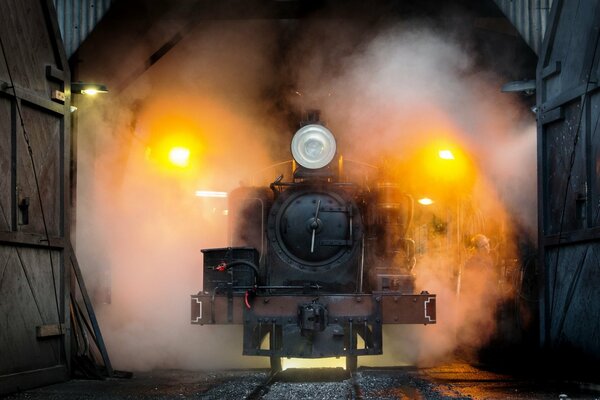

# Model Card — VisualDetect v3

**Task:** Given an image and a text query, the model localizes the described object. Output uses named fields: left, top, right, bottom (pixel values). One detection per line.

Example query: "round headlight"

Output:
left=291, top=124, right=337, bottom=169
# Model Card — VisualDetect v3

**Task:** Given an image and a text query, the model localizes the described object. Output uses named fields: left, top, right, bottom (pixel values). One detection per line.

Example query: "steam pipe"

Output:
left=224, top=260, right=260, bottom=278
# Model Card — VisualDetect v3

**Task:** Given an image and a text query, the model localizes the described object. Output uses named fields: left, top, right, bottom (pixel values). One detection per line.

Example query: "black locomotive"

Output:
left=191, top=117, right=436, bottom=372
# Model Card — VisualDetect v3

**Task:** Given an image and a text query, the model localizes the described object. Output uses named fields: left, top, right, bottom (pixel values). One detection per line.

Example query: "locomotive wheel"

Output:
left=346, top=355, right=357, bottom=372
left=270, top=355, right=282, bottom=374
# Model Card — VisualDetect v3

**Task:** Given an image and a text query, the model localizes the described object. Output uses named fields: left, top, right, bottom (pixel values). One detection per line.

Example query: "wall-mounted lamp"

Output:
left=71, top=82, right=108, bottom=95
left=501, top=79, right=535, bottom=95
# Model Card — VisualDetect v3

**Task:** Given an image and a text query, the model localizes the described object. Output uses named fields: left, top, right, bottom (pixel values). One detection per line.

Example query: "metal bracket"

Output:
left=192, top=298, right=203, bottom=323
left=424, top=296, right=436, bottom=323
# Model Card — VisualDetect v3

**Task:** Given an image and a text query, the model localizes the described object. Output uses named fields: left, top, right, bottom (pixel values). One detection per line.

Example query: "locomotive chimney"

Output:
left=301, top=109, right=321, bottom=126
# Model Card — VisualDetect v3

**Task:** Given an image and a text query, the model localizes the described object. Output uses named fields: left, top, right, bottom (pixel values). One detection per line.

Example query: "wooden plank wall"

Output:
left=537, top=0, right=600, bottom=362
left=0, top=0, right=71, bottom=394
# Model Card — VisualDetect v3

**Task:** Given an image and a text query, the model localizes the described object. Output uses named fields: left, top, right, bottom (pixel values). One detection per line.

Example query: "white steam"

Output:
left=75, top=18, right=536, bottom=371
left=290, top=23, right=536, bottom=365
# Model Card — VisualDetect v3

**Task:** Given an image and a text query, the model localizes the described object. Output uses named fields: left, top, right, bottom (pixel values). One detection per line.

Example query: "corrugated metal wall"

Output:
left=53, top=0, right=112, bottom=58
left=494, top=0, right=553, bottom=55
left=55, top=1, right=550, bottom=60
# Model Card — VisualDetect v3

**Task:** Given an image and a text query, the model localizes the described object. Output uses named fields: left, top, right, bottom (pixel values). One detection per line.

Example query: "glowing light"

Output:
left=145, top=134, right=203, bottom=172
left=291, top=124, right=337, bottom=169
left=72, top=82, right=108, bottom=95
left=81, top=88, right=99, bottom=96
left=195, top=191, right=227, bottom=198
left=418, top=197, right=434, bottom=205
left=168, top=147, right=190, bottom=167
left=411, top=142, right=475, bottom=196
left=282, top=357, right=345, bottom=371
left=438, top=150, right=455, bottom=160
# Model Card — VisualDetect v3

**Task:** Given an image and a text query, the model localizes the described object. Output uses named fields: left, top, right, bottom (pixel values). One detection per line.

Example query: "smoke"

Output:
left=285, top=20, right=537, bottom=365
left=75, top=12, right=536, bottom=371
left=75, top=20, right=286, bottom=370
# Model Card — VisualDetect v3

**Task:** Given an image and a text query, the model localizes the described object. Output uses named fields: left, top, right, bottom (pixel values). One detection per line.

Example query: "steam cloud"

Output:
left=75, top=14, right=536, bottom=371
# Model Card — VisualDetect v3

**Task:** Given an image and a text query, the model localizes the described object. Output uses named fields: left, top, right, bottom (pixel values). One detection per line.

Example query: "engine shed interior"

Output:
left=2, top=0, right=600, bottom=395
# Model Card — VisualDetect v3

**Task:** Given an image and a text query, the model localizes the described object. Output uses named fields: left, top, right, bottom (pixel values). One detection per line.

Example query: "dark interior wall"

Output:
left=0, top=0, right=72, bottom=394
left=72, top=0, right=537, bottom=121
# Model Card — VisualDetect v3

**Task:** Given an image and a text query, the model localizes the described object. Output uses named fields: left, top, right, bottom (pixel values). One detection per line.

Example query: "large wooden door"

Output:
left=537, top=0, right=600, bottom=361
left=0, top=0, right=72, bottom=393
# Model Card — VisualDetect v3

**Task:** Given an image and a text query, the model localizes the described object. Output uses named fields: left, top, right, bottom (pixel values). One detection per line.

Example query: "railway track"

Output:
left=6, top=364, right=598, bottom=399
left=244, top=368, right=363, bottom=400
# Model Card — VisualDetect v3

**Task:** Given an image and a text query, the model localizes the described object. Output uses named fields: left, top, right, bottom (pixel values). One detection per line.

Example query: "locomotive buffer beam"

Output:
left=190, top=292, right=436, bottom=358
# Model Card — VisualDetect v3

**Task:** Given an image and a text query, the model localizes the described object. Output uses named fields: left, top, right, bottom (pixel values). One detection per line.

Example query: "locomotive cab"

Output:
left=191, top=119, right=436, bottom=372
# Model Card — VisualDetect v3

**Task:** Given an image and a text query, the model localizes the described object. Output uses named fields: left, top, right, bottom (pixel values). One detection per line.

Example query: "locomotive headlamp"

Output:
left=291, top=124, right=337, bottom=169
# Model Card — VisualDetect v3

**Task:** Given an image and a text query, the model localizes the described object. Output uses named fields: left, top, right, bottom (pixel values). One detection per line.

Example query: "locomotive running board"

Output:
left=190, top=292, right=436, bottom=325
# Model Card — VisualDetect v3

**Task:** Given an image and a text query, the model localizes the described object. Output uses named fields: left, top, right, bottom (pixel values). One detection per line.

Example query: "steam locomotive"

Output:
left=191, top=115, right=436, bottom=372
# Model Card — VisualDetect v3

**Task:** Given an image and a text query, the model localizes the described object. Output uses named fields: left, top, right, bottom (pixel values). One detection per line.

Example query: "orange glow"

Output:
left=131, top=94, right=275, bottom=185
left=142, top=112, right=204, bottom=174
left=147, top=138, right=199, bottom=172
left=375, top=135, right=477, bottom=207
left=168, top=146, right=191, bottom=167
left=282, top=357, right=345, bottom=370
left=420, top=142, right=475, bottom=193
left=418, top=197, right=434, bottom=205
